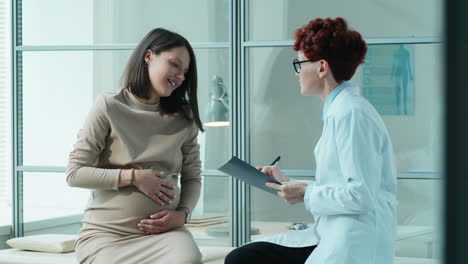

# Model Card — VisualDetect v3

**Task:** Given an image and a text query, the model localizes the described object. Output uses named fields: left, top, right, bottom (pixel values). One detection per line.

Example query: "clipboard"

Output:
left=218, top=156, right=281, bottom=194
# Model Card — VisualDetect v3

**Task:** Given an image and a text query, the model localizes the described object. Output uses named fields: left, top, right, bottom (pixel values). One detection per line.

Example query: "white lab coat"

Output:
left=257, top=85, right=397, bottom=264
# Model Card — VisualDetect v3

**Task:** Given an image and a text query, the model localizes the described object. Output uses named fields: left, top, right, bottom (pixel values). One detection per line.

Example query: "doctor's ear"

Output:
left=318, top=60, right=330, bottom=78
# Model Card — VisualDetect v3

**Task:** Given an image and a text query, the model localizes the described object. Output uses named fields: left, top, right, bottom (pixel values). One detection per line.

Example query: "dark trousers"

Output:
left=225, top=241, right=316, bottom=264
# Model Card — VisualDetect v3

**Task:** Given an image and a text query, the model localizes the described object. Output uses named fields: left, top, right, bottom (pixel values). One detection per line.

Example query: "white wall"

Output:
left=20, top=0, right=94, bottom=224
left=248, top=0, right=441, bottom=40
left=22, top=0, right=94, bottom=45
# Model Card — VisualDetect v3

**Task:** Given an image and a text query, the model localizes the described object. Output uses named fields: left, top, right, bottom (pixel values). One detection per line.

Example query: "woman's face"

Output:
left=296, top=51, right=322, bottom=96
left=145, top=46, right=190, bottom=100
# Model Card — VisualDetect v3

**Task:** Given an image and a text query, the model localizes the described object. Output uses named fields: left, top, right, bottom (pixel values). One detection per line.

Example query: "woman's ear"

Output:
left=144, top=49, right=153, bottom=63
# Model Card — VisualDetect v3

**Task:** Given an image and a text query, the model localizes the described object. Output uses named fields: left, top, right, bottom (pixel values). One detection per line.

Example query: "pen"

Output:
left=270, top=156, right=281, bottom=166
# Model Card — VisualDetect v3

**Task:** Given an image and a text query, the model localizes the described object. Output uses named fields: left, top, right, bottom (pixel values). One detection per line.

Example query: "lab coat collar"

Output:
left=322, top=81, right=357, bottom=120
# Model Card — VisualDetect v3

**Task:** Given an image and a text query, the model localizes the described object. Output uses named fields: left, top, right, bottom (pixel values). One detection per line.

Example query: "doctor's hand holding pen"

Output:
left=256, top=156, right=289, bottom=183
left=258, top=156, right=309, bottom=205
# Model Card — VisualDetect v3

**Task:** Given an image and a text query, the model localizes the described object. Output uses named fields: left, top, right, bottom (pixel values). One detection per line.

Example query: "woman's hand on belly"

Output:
left=132, top=170, right=175, bottom=205
left=137, top=210, right=185, bottom=234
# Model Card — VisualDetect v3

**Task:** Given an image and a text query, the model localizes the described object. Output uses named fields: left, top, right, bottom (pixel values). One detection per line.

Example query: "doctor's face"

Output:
left=296, top=51, right=322, bottom=96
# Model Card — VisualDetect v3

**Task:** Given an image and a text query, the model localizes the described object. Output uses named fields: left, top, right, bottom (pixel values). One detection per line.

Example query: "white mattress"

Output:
left=0, top=249, right=76, bottom=264
left=0, top=246, right=235, bottom=264
left=0, top=248, right=440, bottom=264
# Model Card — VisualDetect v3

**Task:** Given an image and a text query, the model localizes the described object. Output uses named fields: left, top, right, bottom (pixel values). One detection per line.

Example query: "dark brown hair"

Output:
left=293, top=17, right=367, bottom=82
left=122, top=28, right=203, bottom=132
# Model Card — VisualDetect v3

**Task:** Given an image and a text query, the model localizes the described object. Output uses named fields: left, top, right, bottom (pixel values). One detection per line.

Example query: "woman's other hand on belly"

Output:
left=137, top=210, right=185, bottom=234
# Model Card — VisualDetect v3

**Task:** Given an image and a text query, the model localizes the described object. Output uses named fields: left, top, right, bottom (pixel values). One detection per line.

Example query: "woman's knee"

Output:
left=168, top=232, right=202, bottom=263
left=175, top=250, right=202, bottom=264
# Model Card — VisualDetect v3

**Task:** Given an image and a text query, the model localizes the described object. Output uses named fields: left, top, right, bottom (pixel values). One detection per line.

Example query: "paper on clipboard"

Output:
left=218, top=156, right=281, bottom=194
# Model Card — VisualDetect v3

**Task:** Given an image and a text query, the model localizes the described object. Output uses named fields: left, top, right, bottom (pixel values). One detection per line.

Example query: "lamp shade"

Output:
left=204, top=76, right=229, bottom=127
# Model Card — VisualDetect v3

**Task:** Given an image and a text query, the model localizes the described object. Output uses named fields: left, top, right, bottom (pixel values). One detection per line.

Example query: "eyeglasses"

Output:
left=292, top=58, right=311, bottom=73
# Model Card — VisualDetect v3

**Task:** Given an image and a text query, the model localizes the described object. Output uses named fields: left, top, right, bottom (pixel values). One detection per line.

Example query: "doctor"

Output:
left=225, top=17, right=397, bottom=264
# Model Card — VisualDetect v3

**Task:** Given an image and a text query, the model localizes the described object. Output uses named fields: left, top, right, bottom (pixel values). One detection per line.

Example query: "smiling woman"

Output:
left=143, top=47, right=190, bottom=100
left=121, top=28, right=203, bottom=130
left=66, top=28, right=204, bottom=264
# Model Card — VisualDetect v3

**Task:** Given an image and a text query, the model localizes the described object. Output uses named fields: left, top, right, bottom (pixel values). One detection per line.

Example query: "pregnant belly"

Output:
left=83, top=186, right=181, bottom=233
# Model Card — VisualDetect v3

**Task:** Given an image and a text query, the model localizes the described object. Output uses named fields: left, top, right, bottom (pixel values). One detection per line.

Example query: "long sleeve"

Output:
left=66, top=95, right=121, bottom=190
left=177, top=122, right=202, bottom=212
left=305, top=110, right=381, bottom=216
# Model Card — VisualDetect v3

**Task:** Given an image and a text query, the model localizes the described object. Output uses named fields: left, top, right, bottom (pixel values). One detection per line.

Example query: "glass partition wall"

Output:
left=10, top=0, right=443, bottom=259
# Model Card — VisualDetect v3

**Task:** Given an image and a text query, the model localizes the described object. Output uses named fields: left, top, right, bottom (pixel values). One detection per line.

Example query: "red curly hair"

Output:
left=293, top=17, right=367, bottom=82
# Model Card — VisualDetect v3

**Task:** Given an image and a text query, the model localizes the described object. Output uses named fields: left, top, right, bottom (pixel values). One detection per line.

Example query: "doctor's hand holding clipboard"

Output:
left=258, top=156, right=309, bottom=205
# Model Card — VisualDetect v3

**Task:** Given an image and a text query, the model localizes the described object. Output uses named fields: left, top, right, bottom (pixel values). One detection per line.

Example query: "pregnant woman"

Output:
left=67, top=28, right=203, bottom=264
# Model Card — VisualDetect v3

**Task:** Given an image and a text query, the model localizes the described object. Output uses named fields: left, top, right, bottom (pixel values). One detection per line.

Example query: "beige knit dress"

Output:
left=66, top=88, right=202, bottom=264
